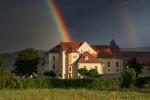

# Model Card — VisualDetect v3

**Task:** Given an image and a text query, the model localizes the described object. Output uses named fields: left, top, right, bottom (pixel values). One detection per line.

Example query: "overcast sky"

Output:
left=0, top=0, right=150, bottom=53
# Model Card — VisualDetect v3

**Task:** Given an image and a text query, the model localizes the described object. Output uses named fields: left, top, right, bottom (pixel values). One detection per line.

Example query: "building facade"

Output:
left=38, top=40, right=150, bottom=79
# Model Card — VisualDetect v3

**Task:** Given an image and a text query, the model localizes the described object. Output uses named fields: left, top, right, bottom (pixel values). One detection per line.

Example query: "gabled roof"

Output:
left=60, top=42, right=82, bottom=50
left=91, top=45, right=110, bottom=52
left=66, top=47, right=79, bottom=53
left=91, top=45, right=123, bottom=58
left=49, top=42, right=82, bottom=53
left=78, top=52, right=100, bottom=63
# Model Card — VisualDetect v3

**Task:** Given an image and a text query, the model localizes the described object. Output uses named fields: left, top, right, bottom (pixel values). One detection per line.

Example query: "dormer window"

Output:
left=85, top=56, right=89, bottom=60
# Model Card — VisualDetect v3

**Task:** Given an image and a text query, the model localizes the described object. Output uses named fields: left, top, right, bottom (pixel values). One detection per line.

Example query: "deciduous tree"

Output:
left=15, top=48, right=39, bottom=75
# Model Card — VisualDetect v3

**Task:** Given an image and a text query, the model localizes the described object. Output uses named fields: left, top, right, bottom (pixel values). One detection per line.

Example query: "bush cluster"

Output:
left=0, top=68, right=150, bottom=90
left=136, top=76, right=150, bottom=88
left=0, top=76, right=150, bottom=89
left=89, top=78, right=121, bottom=90
left=0, top=68, right=22, bottom=89
left=121, top=68, right=137, bottom=88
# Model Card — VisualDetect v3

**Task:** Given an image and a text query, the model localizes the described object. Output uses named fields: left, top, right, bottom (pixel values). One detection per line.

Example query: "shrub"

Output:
left=78, top=68, right=88, bottom=77
left=89, top=78, right=121, bottom=90
left=0, top=68, right=22, bottom=89
left=88, top=68, right=99, bottom=78
left=43, top=71, right=56, bottom=77
left=121, top=68, right=137, bottom=88
left=136, top=76, right=150, bottom=88
left=21, top=78, right=53, bottom=89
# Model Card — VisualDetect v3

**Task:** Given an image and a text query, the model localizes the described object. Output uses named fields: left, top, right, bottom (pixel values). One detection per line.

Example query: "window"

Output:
left=53, top=64, right=55, bottom=69
left=53, top=56, right=55, bottom=61
left=116, top=69, right=119, bottom=72
left=95, top=66, right=97, bottom=69
left=101, top=62, right=104, bottom=65
left=108, top=62, right=110, bottom=67
left=85, top=56, right=88, bottom=60
left=116, top=62, right=119, bottom=67
left=70, top=67, right=72, bottom=71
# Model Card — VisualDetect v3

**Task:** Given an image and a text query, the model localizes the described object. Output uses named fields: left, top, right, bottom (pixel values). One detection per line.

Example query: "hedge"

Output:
left=0, top=75, right=150, bottom=89
left=88, top=78, right=121, bottom=90
left=136, top=76, right=150, bottom=88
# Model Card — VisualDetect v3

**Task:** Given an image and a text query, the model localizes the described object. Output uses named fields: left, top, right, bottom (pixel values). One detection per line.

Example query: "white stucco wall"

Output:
left=99, top=58, right=123, bottom=74
left=78, top=42, right=97, bottom=55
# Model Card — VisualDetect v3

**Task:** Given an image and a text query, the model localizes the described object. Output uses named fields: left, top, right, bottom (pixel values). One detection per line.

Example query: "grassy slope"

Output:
left=0, top=89, right=150, bottom=100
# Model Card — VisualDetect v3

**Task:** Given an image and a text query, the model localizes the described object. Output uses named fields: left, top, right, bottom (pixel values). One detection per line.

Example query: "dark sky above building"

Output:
left=0, top=0, right=150, bottom=53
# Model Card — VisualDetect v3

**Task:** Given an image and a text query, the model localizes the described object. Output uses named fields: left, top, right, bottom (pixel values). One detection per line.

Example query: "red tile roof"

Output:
left=66, top=47, right=79, bottom=53
left=78, top=51, right=100, bottom=63
left=91, top=45, right=123, bottom=58
left=91, top=45, right=110, bottom=52
left=49, top=42, right=82, bottom=53
left=60, top=42, right=82, bottom=50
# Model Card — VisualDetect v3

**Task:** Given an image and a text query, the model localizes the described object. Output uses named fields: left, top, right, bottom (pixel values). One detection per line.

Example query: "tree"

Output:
left=78, top=68, right=88, bottom=76
left=14, top=48, right=40, bottom=75
left=88, top=68, right=99, bottom=78
left=121, top=68, right=137, bottom=88
left=43, top=71, right=56, bottom=77
left=127, top=58, right=143, bottom=76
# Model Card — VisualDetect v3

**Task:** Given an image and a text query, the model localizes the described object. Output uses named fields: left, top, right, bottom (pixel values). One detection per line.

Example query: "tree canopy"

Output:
left=88, top=68, right=99, bottom=78
left=78, top=68, right=88, bottom=76
left=127, top=58, right=143, bottom=76
left=14, top=48, right=40, bottom=75
left=121, top=68, right=137, bottom=88
left=78, top=68, right=99, bottom=78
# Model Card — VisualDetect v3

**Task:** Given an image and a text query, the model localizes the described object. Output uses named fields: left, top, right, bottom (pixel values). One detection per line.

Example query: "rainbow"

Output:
left=47, top=0, right=72, bottom=42
left=117, top=1, right=138, bottom=47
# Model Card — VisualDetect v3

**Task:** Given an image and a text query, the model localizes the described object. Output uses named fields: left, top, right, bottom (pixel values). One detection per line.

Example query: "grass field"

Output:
left=0, top=89, right=150, bottom=100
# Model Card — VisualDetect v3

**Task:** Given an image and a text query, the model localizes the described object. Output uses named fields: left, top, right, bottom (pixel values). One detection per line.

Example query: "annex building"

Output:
left=38, top=40, right=150, bottom=79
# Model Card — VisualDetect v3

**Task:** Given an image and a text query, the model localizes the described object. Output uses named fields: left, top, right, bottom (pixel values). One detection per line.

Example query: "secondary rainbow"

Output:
left=47, top=0, right=72, bottom=42
left=117, top=1, right=138, bottom=47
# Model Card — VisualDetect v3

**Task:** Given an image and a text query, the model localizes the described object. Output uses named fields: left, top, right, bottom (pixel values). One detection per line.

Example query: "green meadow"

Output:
left=0, top=89, right=149, bottom=100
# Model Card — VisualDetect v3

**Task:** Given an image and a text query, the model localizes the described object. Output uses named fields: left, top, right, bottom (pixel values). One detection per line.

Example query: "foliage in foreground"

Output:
left=121, top=68, right=137, bottom=88
left=0, top=67, right=21, bottom=89
left=127, top=58, right=143, bottom=76
left=0, top=67, right=150, bottom=90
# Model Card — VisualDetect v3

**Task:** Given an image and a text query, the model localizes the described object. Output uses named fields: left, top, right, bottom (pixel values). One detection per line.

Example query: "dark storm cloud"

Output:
left=0, top=0, right=150, bottom=53
left=57, top=0, right=150, bottom=47
left=0, top=0, right=60, bottom=53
